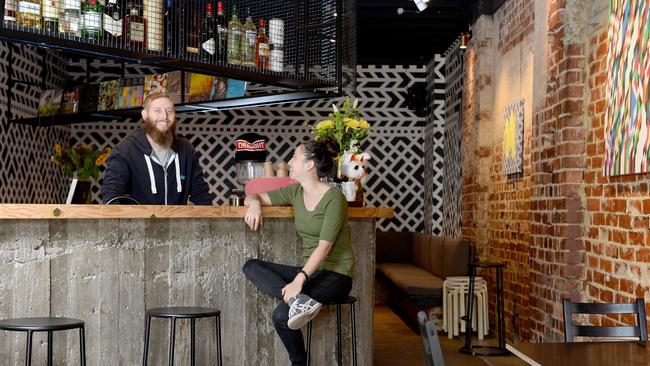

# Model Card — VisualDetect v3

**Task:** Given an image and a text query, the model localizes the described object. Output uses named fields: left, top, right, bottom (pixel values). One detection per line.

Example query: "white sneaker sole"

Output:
left=287, top=302, right=323, bottom=330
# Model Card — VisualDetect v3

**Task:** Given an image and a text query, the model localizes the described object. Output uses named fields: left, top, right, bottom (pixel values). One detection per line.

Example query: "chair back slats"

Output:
left=563, top=298, right=648, bottom=342
left=417, top=311, right=445, bottom=366
left=572, top=325, right=641, bottom=338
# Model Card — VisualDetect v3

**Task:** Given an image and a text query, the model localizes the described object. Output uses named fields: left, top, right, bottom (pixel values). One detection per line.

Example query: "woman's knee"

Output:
left=242, top=259, right=261, bottom=277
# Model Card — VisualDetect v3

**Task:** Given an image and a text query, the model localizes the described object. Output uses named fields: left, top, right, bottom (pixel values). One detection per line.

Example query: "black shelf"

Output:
left=11, top=90, right=338, bottom=127
left=0, top=27, right=336, bottom=91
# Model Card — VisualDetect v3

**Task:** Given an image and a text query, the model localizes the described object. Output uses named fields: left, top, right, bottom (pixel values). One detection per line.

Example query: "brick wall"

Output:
left=461, top=0, right=650, bottom=342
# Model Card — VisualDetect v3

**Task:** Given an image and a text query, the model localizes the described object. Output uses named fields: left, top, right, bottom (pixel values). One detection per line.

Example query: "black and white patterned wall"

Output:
left=67, top=62, right=431, bottom=232
left=424, top=55, right=446, bottom=235
left=0, top=43, right=70, bottom=204
left=440, top=40, right=464, bottom=238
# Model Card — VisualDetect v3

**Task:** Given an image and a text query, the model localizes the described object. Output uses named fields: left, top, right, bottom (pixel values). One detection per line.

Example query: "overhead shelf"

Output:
left=1, top=0, right=356, bottom=125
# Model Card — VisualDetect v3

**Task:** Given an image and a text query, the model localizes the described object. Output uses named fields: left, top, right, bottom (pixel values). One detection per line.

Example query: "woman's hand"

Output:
left=244, top=200, right=263, bottom=230
left=282, top=276, right=305, bottom=303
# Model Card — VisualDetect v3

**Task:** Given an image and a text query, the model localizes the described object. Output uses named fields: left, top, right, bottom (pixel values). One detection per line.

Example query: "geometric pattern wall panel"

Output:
left=71, top=65, right=427, bottom=232
left=442, top=40, right=464, bottom=238
left=503, top=99, right=524, bottom=175
left=0, top=44, right=70, bottom=204
left=604, top=0, right=650, bottom=176
left=424, top=54, right=445, bottom=235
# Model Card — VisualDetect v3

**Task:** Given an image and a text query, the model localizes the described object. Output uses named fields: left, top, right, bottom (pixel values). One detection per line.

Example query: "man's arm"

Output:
left=188, top=152, right=214, bottom=205
left=101, top=151, right=130, bottom=204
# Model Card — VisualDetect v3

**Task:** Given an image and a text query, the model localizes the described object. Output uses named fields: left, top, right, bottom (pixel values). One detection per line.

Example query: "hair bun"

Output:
left=319, top=137, right=340, bottom=158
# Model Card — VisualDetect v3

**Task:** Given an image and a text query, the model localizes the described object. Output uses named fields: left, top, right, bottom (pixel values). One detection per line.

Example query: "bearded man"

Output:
left=101, top=92, right=214, bottom=205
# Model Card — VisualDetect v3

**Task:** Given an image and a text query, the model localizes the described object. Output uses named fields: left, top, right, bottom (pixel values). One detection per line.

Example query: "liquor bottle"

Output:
left=124, top=2, right=146, bottom=48
left=240, top=7, right=256, bottom=67
left=200, top=2, right=215, bottom=62
left=216, top=1, right=226, bottom=62
left=4, top=0, right=17, bottom=24
left=62, top=0, right=81, bottom=36
left=144, top=0, right=163, bottom=51
left=42, top=0, right=59, bottom=33
left=81, top=0, right=102, bottom=40
left=16, top=0, right=41, bottom=29
left=256, top=19, right=269, bottom=69
left=103, top=0, right=122, bottom=43
left=226, top=4, right=241, bottom=65
left=185, top=0, right=199, bottom=54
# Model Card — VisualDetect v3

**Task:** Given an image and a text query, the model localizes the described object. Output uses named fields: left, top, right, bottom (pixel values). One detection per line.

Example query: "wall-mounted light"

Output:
left=413, top=0, right=430, bottom=12
left=459, top=32, right=470, bottom=49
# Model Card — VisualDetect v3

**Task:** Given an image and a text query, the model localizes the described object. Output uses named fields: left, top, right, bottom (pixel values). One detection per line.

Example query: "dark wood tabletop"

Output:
left=506, top=341, right=650, bottom=366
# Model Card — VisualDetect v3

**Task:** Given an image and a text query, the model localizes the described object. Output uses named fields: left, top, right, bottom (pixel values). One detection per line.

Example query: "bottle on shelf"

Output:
left=16, top=0, right=41, bottom=29
left=185, top=0, right=199, bottom=54
left=200, top=2, right=215, bottom=62
left=42, top=0, right=59, bottom=33
left=256, top=18, right=269, bottom=69
left=123, top=1, right=146, bottom=48
left=4, top=0, right=17, bottom=25
left=62, top=0, right=81, bottom=36
left=216, top=1, right=226, bottom=62
left=240, top=7, right=255, bottom=67
left=144, top=0, right=163, bottom=51
left=81, top=0, right=102, bottom=40
left=226, top=4, right=241, bottom=65
left=103, top=0, right=122, bottom=43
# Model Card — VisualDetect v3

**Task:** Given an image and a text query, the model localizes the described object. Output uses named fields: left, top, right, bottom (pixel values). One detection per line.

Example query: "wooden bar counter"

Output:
left=0, top=204, right=392, bottom=366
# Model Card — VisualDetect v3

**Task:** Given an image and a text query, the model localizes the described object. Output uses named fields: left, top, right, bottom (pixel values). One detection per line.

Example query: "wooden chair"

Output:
left=417, top=311, right=445, bottom=366
left=562, top=298, right=648, bottom=342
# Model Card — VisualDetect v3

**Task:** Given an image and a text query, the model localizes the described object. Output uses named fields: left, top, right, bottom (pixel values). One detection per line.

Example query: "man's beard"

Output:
left=144, top=118, right=176, bottom=147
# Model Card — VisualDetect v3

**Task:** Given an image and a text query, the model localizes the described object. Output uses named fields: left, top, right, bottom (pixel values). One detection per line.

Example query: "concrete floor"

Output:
left=373, top=306, right=527, bottom=366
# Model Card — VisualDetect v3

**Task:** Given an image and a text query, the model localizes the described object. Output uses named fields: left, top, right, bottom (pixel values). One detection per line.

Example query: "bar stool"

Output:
left=0, top=317, right=86, bottom=366
left=305, top=296, right=357, bottom=366
left=142, top=307, right=222, bottom=366
left=460, top=261, right=510, bottom=356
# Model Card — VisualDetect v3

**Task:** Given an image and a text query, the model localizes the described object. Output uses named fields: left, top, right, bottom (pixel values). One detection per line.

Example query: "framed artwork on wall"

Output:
left=604, top=0, right=650, bottom=176
left=503, top=99, right=524, bottom=175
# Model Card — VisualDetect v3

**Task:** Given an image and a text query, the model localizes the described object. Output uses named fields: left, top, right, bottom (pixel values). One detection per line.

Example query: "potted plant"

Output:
left=51, top=143, right=112, bottom=203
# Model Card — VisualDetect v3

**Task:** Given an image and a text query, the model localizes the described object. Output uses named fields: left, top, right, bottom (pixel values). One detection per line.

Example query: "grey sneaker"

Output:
left=287, top=294, right=323, bottom=330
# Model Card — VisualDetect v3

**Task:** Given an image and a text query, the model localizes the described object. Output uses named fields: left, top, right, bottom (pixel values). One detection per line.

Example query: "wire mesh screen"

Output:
left=1, top=0, right=352, bottom=89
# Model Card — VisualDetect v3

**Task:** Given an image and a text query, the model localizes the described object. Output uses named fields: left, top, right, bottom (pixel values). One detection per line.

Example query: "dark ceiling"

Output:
left=356, top=0, right=503, bottom=65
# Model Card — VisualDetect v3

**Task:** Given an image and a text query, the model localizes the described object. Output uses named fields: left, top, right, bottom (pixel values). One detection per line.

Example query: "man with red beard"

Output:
left=101, top=92, right=214, bottom=205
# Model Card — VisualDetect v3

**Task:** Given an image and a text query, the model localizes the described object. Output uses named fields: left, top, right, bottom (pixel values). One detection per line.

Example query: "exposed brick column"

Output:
left=529, top=0, right=588, bottom=341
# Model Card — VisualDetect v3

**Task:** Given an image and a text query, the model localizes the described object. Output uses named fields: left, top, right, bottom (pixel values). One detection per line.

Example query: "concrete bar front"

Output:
left=0, top=205, right=391, bottom=366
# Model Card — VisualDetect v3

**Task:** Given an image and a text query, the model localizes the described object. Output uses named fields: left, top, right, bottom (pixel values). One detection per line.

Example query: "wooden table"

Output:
left=506, top=341, right=650, bottom=366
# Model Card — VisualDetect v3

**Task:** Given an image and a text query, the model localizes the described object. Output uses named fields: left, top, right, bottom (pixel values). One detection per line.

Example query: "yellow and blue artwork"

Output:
left=503, top=99, right=524, bottom=175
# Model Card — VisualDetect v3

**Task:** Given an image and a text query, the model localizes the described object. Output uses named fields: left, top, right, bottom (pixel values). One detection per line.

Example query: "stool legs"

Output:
left=80, top=326, right=86, bottom=366
left=25, top=330, right=33, bottom=366
left=47, top=331, right=53, bottom=366
left=168, top=318, right=176, bottom=366
left=215, top=314, right=222, bottom=366
left=306, top=321, right=313, bottom=366
left=190, top=319, right=196, bottom=366
left=350, top=301, right=357, bottom=366
left=142, top=315, right=152, bottom=366
left=335, top=304, right=342, bottom=365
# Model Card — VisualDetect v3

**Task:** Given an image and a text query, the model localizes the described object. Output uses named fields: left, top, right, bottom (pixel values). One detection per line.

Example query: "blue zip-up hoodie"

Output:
left=101, top=127, right=214, bottom=205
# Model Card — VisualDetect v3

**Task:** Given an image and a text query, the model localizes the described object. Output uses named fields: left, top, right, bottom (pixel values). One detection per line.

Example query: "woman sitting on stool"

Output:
left=242, top=137, right=355, bottom=366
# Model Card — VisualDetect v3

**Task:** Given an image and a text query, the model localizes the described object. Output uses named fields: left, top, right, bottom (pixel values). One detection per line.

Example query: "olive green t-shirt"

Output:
left=267, top=184, right=355, bottom=278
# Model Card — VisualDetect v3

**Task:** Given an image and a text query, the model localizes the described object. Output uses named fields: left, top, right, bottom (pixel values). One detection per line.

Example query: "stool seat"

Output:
left=0, top=317, right=84, bottom=332
left=321, top=296, right=357, bottom=306
left=146, top=307, right=221, bottom=318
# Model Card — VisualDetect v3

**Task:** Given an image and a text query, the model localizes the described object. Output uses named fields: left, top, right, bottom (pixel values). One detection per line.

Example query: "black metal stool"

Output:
left=0, top=317, right=86, bottom=366
left=142, top=307, right=222, bottom=366
left=305, top=296, right=357, bottom=366
left=460, top=261, right=510, bottom=356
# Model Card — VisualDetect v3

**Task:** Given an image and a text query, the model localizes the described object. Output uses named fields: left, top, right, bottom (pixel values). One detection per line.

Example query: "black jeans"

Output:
left=242, top=259, right=353, bottom=366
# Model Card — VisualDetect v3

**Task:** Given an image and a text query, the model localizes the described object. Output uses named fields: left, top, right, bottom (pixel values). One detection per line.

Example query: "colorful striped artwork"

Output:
left=503, top=99, right=524, bottom=175
left=604, top=0, right=650, bottom=176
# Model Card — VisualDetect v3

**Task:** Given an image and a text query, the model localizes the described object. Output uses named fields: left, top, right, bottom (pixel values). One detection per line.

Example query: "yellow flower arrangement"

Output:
left=312, top=97, right=370, bottom=154
left=51, top=143, right=112, bottom=180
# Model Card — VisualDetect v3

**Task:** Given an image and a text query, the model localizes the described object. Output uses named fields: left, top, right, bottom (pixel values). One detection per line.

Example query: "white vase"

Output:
left=341, top=181, right=358, bottom=202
